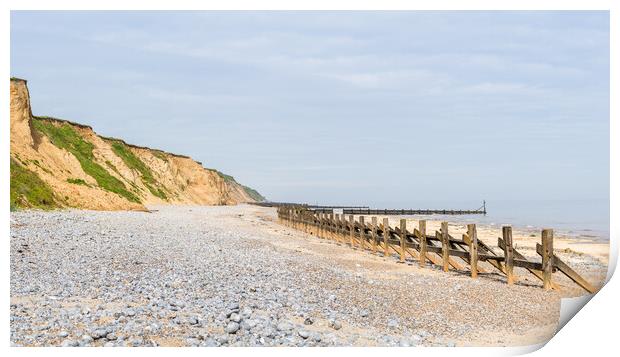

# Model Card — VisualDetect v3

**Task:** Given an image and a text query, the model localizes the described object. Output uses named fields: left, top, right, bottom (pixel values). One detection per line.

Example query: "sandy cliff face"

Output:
left=10, top=79, right=36, bottom=150
left=9, top=78, right=263, bottom=210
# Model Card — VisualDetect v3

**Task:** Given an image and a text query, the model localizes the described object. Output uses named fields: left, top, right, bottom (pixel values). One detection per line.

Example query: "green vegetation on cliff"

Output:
left=109, top=140, right=168, bottom=200
left=241, top=185, right=265, bottom=202
left=66, top=178, right=89, bottom=186
left=10, top=158, right=58, bottom=210
left=212, top=169, right=265, bottom=202
left=32, top=119, right=141, bottom=203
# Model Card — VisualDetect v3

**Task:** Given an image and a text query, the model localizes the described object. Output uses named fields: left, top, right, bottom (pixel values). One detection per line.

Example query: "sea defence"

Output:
left=277, top=206, right=596, bottom=294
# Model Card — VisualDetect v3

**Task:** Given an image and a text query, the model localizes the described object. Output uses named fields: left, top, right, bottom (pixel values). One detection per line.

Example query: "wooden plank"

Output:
left=513, top=259, right=543, bottom=271
left=542, top=229, right=554, bottom=291
left=359, top=216, right=366, bottom=250
left=460, top=234, right=487, bottom=274
left=418, top=220, right=427, bottom=268
left=503, top=226, right=515, bottom=284
left=497, top=237, right=559, bottom=290
left=427, top=231, right=465, bottom=270
left=349, top=215, right=355, bottom=248
left=371, top=217, right=378, bottom=253
left=536, top=243, right=596, bottom=294
left=314, top=213, right=320, bottom=237
left=334, top=214, right=340, bottom=243
left=441, top=222, right=449, bottom=272
left=399, top=219, right=407, bottom=263
left=403, top=246, right=420, bottom=260
left=382, top=218, right=390, bottom=257
left=395, top=227, right=422, bottom=260
left=467, top=224, right=478, bottom=278
left=463, top=234, right=506, bottom=274
left=341, top=214, right=347, bottom=244
left=445, top=232, right=482, bottom=272
left=325, top=213, right=334, bottom=240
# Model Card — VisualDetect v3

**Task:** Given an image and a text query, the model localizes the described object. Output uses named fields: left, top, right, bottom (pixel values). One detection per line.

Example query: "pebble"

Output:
left=298, top=330, right=310, bottom=339
left=229, top=313, right=242, bottom=323
left=61, top=339, right=79, bottom=347
left=329, top=320, right=342, bottom=330
left=225, top=322, right=240, bottom=334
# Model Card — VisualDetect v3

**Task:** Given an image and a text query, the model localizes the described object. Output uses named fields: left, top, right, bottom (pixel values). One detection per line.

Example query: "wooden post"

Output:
left=334, top=214, right=341, bottom=243
left=441, top=222, right=449, bottom=272
left=337, top=214, right=342, bottom=242
left=303, top=211, right=308, bottom=233
left=399, top=219, right=406, bottom=263
left=329, top=213, right=334, bottom=240
left=371, top=217, right=378, bottom=253
left=503, top=226, right=514, bottom=284
left=542, top=229, right=554, bottom=291
left=313, top=212, right=317, bottom=236
left=418, top=220, right=427, bottom=268
left=359, top=216, right=366, bottom=250
left=467, top=224, right=478, bottom=279
left=341, top=214, right=347, bottom=244
left=382, top=218, right=390, bottom=257
left=349, top=215, right=355, bottom=248
left=288, top=209, right=291, bottom=228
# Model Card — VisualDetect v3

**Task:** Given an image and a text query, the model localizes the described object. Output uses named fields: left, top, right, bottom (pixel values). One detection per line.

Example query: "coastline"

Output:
left=11, top=204, right=572, bottom=346
left=366, top=215, right=609, bottom=297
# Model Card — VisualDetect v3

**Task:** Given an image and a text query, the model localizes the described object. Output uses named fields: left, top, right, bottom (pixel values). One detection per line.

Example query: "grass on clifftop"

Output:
left=110, top=141, right=168, bottom=200
left=10, top=158, right=58, bottom=210
left=241, top=185, right=265, bottom=202
left=32, top=119, right=141, bottom=203
left=212, top=169, right=265, bottom=202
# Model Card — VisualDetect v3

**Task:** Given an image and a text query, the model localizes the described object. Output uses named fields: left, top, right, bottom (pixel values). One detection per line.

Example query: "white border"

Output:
left=3, top=1, right=616, bottom=356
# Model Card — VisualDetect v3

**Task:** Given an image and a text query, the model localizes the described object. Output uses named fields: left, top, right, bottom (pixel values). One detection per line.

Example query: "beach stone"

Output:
left=229, top=313, right=241, bottom=323
left=61, top=339, right=78, bottom=347
left=91, top=328, right=107, bottom=339
left=329, top=320, right=342, bottom=330
left=225, top=322, right=240, bottom=334
left=276, top=321, right=293, bottom=332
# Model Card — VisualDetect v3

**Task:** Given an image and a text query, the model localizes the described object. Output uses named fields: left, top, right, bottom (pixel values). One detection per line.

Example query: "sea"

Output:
left=339, top=198, right=610, bottom=241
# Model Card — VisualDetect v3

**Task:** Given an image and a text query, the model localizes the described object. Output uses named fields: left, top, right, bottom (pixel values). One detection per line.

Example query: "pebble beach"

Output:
left=11, top=205, right=607, bottom=347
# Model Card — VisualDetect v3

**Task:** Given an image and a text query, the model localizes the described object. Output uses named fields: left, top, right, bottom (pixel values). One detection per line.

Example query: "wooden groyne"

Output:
left=276, top=206, right=596, bottom=293
left=252, top=201, right=487, bottom=215
left=251, top=202, right=369, bottom=210
left=342, top=208, right=486, bottom=215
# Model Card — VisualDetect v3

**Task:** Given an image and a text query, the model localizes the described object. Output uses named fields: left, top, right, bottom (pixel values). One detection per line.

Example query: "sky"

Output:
left=10, top=11, right=609, bottom=210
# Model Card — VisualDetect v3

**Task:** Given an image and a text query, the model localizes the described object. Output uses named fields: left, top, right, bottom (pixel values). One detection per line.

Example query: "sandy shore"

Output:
left=10, top=204, right=607, bottom=347
left=371, top=215, right=609, bottom=297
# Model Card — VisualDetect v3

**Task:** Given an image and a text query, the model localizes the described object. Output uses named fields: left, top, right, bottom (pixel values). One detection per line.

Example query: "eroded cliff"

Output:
left=10, top=78, right=264, bottom=210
